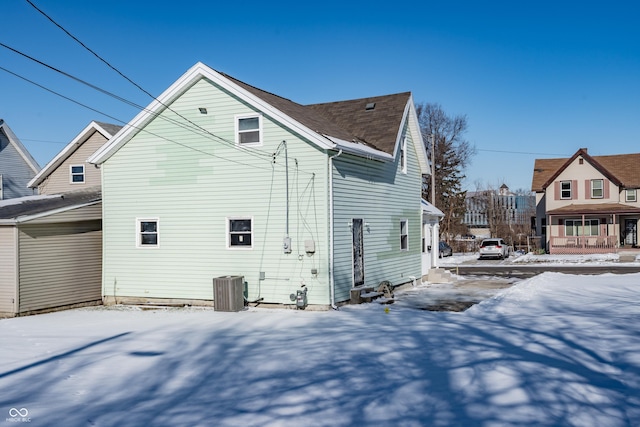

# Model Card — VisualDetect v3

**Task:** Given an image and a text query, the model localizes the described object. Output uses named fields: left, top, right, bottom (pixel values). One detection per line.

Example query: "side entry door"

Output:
left=352, top=218, right=365, bottom=287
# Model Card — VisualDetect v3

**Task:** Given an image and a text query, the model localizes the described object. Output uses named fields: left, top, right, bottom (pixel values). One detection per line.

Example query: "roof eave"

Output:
left=89, top=62, right=337, bottom=164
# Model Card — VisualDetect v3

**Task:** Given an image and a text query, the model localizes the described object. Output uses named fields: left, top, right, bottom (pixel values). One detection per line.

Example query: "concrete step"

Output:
left=427, top=268, right=454, bottom=284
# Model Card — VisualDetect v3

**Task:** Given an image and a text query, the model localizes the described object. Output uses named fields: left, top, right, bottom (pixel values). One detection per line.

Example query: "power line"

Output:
left=477, top=148, right=571, bottom=157
left=0, top=65, right=281, bottom=173
left=0, top=40, right=273, bottom=165
left=24, top=0, right=274, bottom=162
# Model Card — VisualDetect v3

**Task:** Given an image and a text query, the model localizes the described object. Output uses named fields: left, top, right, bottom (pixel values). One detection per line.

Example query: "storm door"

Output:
left=624, top=219, right=637, bottom=246
left=352, top=218, right=365, bottom=287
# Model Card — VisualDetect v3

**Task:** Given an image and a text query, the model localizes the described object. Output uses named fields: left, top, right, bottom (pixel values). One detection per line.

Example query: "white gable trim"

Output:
left=28, top=121, right=116, bottom=188
left=89, top=62, right=342, bottom=165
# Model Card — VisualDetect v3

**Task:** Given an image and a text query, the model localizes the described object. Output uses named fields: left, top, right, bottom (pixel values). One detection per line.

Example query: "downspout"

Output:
left=328, top=149, right=342, bottom=310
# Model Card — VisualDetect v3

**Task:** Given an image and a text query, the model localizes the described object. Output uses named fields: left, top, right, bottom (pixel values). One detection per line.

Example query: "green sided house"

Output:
left=88, top=62, right=430, bottom=309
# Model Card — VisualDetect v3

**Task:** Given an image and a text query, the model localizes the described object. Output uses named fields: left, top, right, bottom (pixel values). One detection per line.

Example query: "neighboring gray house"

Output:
left=88, top=62, right=431, bottom=309
left=28, top=121, right=122, bottom=194
left=0, top=190, right=102, bottom=317
left=0, top=119, right=40, bottom=199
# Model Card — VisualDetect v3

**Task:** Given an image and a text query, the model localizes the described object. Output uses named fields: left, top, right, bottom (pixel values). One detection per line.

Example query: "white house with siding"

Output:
left=89, top=62, right=431, bottom=308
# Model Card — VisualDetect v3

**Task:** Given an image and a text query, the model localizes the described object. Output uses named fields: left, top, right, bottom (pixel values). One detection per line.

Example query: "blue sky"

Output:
left=2, top=1, right=639, bottom=192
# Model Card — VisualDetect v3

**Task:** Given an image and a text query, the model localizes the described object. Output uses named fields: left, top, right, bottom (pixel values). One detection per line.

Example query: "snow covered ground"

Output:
left=2, top=270, right=640, bottom=426
left=441, top=252, right=640, bottom=266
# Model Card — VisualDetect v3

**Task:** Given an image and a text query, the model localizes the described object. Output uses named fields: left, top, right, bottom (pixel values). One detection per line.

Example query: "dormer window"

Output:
left=71, top=165, right=85, bottom=183
left=627, top=189, right=637, bottom=202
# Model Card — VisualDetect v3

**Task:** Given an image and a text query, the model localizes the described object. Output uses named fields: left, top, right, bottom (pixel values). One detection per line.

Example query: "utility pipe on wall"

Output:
left=328, top=149, right=342, bottom=309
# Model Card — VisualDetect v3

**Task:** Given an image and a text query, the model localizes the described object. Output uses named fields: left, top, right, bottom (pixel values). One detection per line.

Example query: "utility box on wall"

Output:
left=213, top=276, right=245, bottom=312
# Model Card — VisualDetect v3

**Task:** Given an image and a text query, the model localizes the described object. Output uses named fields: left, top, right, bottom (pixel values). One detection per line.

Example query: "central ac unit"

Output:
left=213, top=276, right=245, bottom=312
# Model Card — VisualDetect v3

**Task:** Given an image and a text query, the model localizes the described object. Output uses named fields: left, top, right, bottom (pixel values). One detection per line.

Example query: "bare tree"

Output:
left=416, top=102, right=475, bottom=241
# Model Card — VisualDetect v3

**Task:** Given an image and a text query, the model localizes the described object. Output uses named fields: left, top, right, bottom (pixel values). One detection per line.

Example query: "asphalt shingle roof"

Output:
left=219, top=71, right=410, bottom=155
left=0, top=188, right=101, bottom=220
left=532, top=151, right=640, bottom=192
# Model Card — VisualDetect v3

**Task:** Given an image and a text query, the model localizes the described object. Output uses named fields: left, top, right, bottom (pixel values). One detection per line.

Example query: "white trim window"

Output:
left=626, top=189, right=637, bottom=202
left=0, top=174, right=3, bottom=200
left=400, top=137, right=407, bottom=174
left=137, top=218, right=159, bottom=247
left=560, top=181, right=572, bottom=199
left=235, top=114, right=262, bottom=146
left=70, top=165, right=85, bottom=183
left=400, top=219, right=409, bottom=251
left=591, top=179, right=603, bottom=198
left=565, top=218, right=599, bottom=237
left=228, top=217, right=253, bottom=249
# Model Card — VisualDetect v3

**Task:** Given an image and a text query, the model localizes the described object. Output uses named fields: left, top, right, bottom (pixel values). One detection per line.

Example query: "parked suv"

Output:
left=479, top=238, right=511, bottom=260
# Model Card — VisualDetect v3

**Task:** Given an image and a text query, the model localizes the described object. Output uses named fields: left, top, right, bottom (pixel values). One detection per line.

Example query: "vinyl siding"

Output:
left=38, top=131, right=107, bottom=194
left=18, top=220, right=102, bottom=313
left=0, top=130, right=38, bottom=199
left=0, top=226, right=17, bottom=315
left=332, top=126, right=423, bottom=302
left=101, top=78, right=331, bottom=305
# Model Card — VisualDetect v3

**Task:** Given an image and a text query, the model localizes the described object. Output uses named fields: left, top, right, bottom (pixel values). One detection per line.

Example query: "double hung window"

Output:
left=228, top=218, right=253, bottom=249
left=400, top=219, right=408, bottom=251
left=236, top=115, right=262, bottom=146
left=591, top=179, right=603, bottom=198
left=71, top=165, right=85, bottom=183
left=137, top=219, right=159, bottom=247
left=560, top=181, right=572, bottom=199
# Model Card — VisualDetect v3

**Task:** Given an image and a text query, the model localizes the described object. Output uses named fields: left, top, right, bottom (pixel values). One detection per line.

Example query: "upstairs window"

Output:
left=627, top=189, right=637, bottom=202
left=71, top=165, right=85, bottom=183
left=560, top=181, right=572, bottom=199
left=236, top=115, right=262, bottom=146
left=400, top=137, right=407, bottom=174
left=400, top=219, right=408, bottom=251
left=137, top=219, right=159, bottom=247
left=591, top=179, right=603, bottom=198
left=228, top=218, right=253, bottom=249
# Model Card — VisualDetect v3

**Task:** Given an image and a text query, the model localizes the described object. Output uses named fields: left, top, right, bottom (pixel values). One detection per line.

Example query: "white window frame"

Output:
left=227, top=217, right=253, bottom=250
left=626, top=189, right=637, bottom=202
left=400, top=219, right=409, bottom=251
left=591, top=179, right=603, bottom=199
left=235, top=114, right=263, bottom=147
left=136, top=218, right=159, bottom=248
left=70, top=164, right=85, bottom=184
left=400, top=137, right=407, bottom=174
left=565, top=218, right=599, bottom=237
left=0, top=174, right=3, bottom=200
left=560, top=181, right=572, bottom=199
